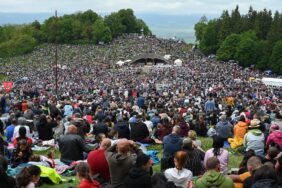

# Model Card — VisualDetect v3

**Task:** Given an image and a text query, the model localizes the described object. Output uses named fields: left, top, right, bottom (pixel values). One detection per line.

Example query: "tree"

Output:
left=235, top=31, right=258, bottom=67
left=194, top=21, right=207, bottom=42
left=0, top=34, right=37, bottom=57
left=256, top=40, right=272, bottom=70
left=218, top=10, right=232, bottom=44
left=92, top=19, right=112, bottom=44
left=217, top=33, right=240, bottom=61
left=267, top=11, right=282, bottom=44
left=230, top=5, right=242, bottom=33
left=118, top=9, right=137, bottom=33
left=269, top=40, right=282, bottom=73
left=199, top=20, right=220, bottom=55
left=104, top=13, right=125, bottom=37
left=255, top=9, right=272, bottom=40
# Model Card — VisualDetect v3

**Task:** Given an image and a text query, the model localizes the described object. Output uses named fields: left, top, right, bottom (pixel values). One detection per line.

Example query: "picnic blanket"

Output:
left=32, top=145, right=50, bottom=151
left=139, top=144, right=160, bottom=165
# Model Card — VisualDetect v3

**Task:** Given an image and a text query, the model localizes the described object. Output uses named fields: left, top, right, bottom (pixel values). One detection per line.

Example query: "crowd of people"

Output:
left=0, top=34, right=282, bottom=188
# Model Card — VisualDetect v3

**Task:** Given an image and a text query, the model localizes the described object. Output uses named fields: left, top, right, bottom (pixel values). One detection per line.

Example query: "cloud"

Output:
left=0, top=0, right=281, bottom=14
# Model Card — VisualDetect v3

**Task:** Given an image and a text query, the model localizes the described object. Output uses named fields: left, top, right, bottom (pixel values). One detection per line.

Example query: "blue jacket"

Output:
left=216, top=121, right=233, bottom=139
left=205, top=100, right=216, bottom=112
left=163, top=134, right=183, bottom=158
left=6, top=124, right=15, bottom=142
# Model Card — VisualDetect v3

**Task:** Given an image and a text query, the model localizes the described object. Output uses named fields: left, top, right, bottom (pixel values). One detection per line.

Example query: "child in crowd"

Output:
left=188, top=130, right=202, bottom=148
left=16, top=165, right=41, bottom=188
left=76, top=162, right=100, bottom=188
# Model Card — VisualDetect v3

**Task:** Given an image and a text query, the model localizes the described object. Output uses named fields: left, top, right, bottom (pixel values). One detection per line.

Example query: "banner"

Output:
left=3, top=81, right=13, bottom=93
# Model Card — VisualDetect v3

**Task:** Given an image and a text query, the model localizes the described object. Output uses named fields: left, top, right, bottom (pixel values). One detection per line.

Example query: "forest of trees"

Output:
left=195, top=6, right=282, bottom=74
left=0, top=9, right=151, bottom=58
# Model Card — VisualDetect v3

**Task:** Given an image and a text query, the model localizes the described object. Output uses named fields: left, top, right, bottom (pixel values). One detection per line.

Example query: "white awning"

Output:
left=261, top=77, right=282, bottom=87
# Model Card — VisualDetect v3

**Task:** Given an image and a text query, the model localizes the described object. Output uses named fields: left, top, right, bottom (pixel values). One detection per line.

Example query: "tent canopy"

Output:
left=261, top=77, right=282, bottom=87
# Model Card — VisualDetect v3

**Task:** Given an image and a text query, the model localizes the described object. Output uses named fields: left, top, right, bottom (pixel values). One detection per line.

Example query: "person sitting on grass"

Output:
left=162, top=126, right=183, bottom=171
left=182, top=138, right=205, bottom=176
left=124, top=153, right=153, bottom=188
left=263, top=147, right=279, bottom=166
left=164, top=151, right=193, bottom=188
left=229, top=151, right=258, bottom=188
left=243, top=119, right=265, bottom=157
left=242, top=156, right=262, bottom=188
left=13, top=126, right=32, bottom=147
left=58, top=125, right=91, bottom=165
left=11, top=139, right=32, bottom=168
left=106, top=138, right=143, bottom=188
left=87, top=138, right=111, bottom=183
left=16, top=165, right=41, bottom=188
left=228, top=115, right=248, bottom=149
left=251, top=165, right=281, bottom=188
left=76, top=162, right=100, bottom=188
left=195, top=157, right=234, bottom=188
left=187, top=130, right=202, bottom=150
left=204, top=135, right=229, bottom=174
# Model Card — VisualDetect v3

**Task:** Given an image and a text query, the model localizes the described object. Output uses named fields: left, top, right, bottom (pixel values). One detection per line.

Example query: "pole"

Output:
left=55, top=10, right=58, bottom=97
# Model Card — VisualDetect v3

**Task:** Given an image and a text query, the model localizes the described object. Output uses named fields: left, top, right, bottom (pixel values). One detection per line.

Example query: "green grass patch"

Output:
left=0, top=74, right=7, bottom=81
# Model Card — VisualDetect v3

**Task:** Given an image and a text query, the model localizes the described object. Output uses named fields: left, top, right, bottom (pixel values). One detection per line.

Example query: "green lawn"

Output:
left=36, top=137, right=243, bottom=187
left=0, top=74, right=7, bottom=81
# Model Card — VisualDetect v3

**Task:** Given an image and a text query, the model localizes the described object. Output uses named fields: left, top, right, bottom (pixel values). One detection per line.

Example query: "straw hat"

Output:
left=249, top=119, right=261, bottom=128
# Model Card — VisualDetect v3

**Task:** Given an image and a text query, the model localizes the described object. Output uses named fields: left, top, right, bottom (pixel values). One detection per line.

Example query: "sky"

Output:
left=0, top=0, right=281, bottom=15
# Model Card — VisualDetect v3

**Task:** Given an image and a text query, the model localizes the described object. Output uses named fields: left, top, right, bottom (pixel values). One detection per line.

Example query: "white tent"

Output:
left=174, top=59, right=182, bottom=66
left=116, top=60, right=125, bottom=66
left=164, top=54, right=171, bottom=60
left=261, top=77, right=282, bottom=87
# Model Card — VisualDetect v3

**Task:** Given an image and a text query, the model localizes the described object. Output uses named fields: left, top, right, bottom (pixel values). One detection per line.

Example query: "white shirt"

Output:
left=144, top=120, right=153, bottom=133
left=164, top=168, right=193, bottom=188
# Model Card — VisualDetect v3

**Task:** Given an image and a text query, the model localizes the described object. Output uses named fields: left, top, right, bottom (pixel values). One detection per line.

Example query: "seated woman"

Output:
left=188, top=130, right=202, bottom=150
left=11, top=139, right=32, bottom=168
left=76, top=162, right=100, bottom=188
left=228, top=115, right=248, bottom=149
left=16, top=165, right=41, bottom=188
left=204, top=136, right=229, bottom=174
left=13, top=126, right=32, bottom=147
left=165, top=151, right=193, bottom=188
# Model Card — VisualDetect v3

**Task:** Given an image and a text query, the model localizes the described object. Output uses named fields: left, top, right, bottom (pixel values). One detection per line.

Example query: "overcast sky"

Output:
left=0, top=0, right=281, bottom=14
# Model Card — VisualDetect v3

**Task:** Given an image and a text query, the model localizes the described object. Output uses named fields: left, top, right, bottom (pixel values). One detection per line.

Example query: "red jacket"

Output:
left=266, top=130, right=282, bottom=149
left=78, top=179, right=100, bottom=188
left=87, top=149, right=110, bottom=181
